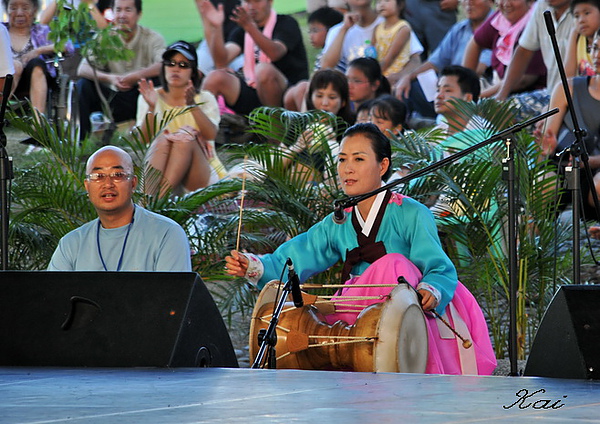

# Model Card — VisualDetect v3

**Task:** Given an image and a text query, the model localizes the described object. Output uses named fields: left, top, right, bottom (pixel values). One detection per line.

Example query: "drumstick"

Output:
left=235, top=155, right=248, bottom=252
left=427, top=309, right=472, bottom=349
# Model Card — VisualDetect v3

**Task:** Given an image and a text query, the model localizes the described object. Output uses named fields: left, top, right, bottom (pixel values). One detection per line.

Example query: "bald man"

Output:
left=48, top=146, right=191, bottom=271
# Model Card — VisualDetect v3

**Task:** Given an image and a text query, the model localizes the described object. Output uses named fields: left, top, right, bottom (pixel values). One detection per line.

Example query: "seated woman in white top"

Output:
left=137, top=40, right=227, bottom=197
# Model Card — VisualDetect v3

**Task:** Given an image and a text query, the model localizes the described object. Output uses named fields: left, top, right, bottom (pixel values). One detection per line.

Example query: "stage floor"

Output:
left=1, top=367, right=599, bottom=423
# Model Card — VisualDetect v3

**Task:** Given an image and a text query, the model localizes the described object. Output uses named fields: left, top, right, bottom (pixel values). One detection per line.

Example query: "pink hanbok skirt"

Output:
left=324, top=253, right=497, bottom=375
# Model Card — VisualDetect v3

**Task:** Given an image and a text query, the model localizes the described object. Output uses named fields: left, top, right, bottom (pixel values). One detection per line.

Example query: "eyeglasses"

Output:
left=8, top=5, right=33, bottom=13
left=347, top=79, right=369, bottom=85
left=163, top=60, right=193, bottom=69
left=86, top=172, right=133, bottom=183
left=307, top=27, right=326, bottom=34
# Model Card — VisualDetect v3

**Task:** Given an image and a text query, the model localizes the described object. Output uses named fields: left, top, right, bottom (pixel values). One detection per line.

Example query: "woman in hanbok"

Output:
left=225, top=123, right=496, bottom=375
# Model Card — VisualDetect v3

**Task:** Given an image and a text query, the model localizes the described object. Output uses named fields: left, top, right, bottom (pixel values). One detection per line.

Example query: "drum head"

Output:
left=374, top=284, right=428, bottom=373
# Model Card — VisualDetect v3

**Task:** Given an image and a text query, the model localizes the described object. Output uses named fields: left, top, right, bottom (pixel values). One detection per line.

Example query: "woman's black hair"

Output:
left=160, top=50, right=202, bottom=93
left=347, top=57, right=391, bottom=97
left=395, top=0, right=406, bottom=18
left=342, top=123, right=392, bottom=180
left=355, top=98, right=374, bottom=121
left=306, top=68, right=354, bottom=123
left=369, top=94, right=407, bottom=131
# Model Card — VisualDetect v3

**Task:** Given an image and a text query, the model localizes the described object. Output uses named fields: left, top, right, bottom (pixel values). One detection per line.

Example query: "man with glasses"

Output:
left=76, top=0, right=166, bottom=139
left=48, top=146, right=191, bottom=271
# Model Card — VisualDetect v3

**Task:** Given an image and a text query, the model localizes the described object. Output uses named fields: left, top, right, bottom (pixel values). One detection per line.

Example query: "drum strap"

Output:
left=441, top=304, right=478, bottom=374
left=340, top=191, right=392, bottom=284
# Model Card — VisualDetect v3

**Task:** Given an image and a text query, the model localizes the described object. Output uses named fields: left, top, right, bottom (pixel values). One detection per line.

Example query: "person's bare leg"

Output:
left=29, top=65, right=48, bottom=115
left=145, top=135, right=173, bottom=195
left=283, top=80, right=308, bottom=111
left=201, top=69, right=242, bottom=106
left=254, top=63, right=287, bottom=107
left=10, top=60, right=23, bottom=96
left=180, top=138, right=212, bottom=191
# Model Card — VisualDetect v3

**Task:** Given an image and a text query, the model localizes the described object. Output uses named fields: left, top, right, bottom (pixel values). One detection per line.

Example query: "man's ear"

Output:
left=463, top=93, right=473, bottom=102
left=131, top=175, right=138, bottom=191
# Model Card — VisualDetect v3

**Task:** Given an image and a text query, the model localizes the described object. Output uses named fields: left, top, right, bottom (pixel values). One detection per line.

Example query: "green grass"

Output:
left=139, top=0, right=308, bottom=45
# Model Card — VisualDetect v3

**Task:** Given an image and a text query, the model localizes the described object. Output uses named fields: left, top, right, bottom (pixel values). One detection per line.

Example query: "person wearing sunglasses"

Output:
left=48, top=146, right=192, bottom=271
left=76, top=0, right=166, bottom=139
left=136, top=40, right=228, bottom=197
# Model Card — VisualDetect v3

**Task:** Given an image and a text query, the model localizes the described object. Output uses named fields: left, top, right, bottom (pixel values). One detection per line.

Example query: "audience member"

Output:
left=372, top=0, right=412, bottom=82
left=3, top=0, right=74, bottom=117
left=434, top=65, right=484, bottom=137
left=76, top=0, right=166, bottom=139
left=495, top=0, right=574, bottom=117
left=355, top=98, right=374, bottom=123
left=430, top=66, right=491, bottom=218
left=347, top=57, right=391, bottom=112
left=283, top=7, right=343, bottom=111
left=199, top=0, right=309, bottom=116
left=395, top=0, right=493, bottom=119
left=308, top=7, right=344, bottom=71
left=320, top=0, right=424, bottom=73
left=405, top=0, right=458, bottom=57
left=564, top=0, right=600, bottom=77
left=538, top=30, right=600, bottom=219
left=463, top=0, right=546, bottom=98
left=194, top=0, right=243, bottom=76
left=48, top=146, right=192, bottom=271
left=136, top=41, right=226, bottom=197
left=368, top=94, right=407, bottom=136
left=278, top=69, right=352, bottom=184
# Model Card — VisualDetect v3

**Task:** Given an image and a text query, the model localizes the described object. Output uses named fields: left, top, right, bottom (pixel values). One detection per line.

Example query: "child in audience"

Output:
left=355, top=99, right=374, bottom=123
left=372, top=0, right=412, bottom=79
left=346, top=57, right=391, bottom=112
left=565, top=0, right=600, bottom=77
left=309, top=7, right=345, bottom=70
left=368, top=94, right=407, bottom=136
left=367, top=94, right=410, bottom=183
left=284, top=7, right=344, bottom=111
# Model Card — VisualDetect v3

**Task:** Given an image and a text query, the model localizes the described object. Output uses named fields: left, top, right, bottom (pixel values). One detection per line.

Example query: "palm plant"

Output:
left=391, top=98, right=573, bottom=358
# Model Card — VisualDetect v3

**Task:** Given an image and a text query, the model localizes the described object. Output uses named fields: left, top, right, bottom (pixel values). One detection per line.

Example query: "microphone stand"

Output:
left=0, top=75, right=14, bottom=271
left=251, top=273, right=298, bottom=369
left=333, top=108, right=558, bottom=376
left=543, top=10, right=600, bottom=286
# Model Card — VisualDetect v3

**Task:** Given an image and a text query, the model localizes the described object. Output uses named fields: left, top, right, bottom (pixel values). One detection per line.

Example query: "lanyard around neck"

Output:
left=96, top=206, right=136, bottom=272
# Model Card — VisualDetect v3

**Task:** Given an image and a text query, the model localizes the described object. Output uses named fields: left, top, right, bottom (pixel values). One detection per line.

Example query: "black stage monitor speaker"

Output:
left=0, top=271, right=239, bottom=368
left=524, top=285, right=600, bottom=379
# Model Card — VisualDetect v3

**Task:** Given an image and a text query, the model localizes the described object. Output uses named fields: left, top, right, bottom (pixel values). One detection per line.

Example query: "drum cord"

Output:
left=399, top=277, right=472, bottom=349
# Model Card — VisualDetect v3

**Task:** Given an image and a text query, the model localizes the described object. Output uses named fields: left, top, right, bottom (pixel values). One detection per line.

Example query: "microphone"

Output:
left=286, top=258, right=303, bottom=308
left=332, top=200, right=346, bottom=225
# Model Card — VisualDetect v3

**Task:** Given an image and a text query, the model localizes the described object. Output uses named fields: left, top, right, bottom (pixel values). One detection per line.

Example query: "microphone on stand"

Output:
left=286, top=258, right=303, bottom=308
left=332, top=200, right=346, bottom=224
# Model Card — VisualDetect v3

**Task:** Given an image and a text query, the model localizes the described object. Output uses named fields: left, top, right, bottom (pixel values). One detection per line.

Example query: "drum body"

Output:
left=249, top=281, right=428, bottom=373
